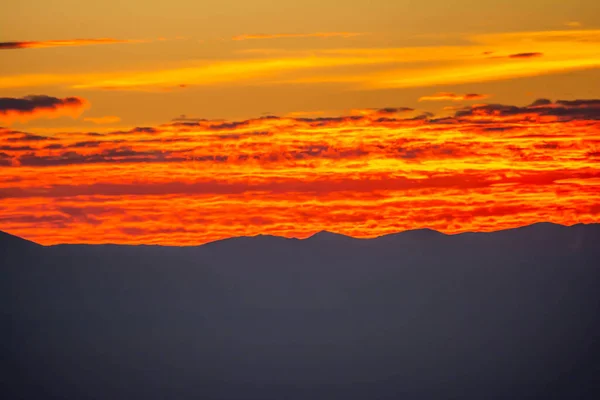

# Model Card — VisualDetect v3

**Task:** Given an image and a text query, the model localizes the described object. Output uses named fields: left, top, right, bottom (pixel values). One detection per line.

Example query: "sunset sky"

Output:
left=1, top=0, right=599, bottom=245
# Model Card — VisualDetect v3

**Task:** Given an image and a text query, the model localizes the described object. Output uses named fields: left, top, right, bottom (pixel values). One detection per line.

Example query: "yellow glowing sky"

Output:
left=2, top=0, right=600, bottom=130
left=1, top=1, right=600, bottom=244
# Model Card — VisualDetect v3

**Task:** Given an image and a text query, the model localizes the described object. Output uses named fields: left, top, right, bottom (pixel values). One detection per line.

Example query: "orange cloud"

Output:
left=1, top=99, right=599, bottom=244
left=83, top=116, right=122, bottom=124
left=0, top=95, right=89, bottom=125
left=0, top=38, right=146, bottom=50
left=419, top=92, right=489, bottom=102
left=231, top=32, right=365, bottom=41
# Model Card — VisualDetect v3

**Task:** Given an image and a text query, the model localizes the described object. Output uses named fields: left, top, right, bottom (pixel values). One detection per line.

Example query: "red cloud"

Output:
left=1, top=99, right=599, bottom=244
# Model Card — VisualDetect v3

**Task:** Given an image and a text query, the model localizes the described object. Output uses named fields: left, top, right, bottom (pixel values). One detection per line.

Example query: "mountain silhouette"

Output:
left=2, top=222, right=600, bottom=400
left=306, top=230, right=357, bottom=241
left=0, top=229, right=40, bottom=251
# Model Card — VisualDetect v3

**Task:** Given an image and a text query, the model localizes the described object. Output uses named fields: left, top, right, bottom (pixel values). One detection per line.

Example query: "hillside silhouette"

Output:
left=2, top=223, right=600, bottom=399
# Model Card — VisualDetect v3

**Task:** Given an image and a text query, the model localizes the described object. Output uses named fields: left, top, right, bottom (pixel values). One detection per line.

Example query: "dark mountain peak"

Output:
left=0, top=229, right=41, bottom=250
left=252, top=233, right=293, bottom=240
left=378, top=227, right=445, bottom=240
left=403, top=227, right=445, bottom=235
left=203, top=233, right=296, bottom=248
left=306, top=230, right=355, bottom=241
left=488, top=222, right=569, bottom=237
left=517, top=221, right=567, bottom=230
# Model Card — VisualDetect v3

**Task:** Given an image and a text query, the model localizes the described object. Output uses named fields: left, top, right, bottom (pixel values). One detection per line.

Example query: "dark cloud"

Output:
left=534, top=142, right=561, bottom=150
left=371, top=107, right=414, bottom=115
left=556, top=99, right=600, bottom=107
left=215, top=131, right=272, bottom=140
left=479, top=126, right=520, bottom=132
left=0, top=95, right=85, bottom=113
left=0, top=42, right=28, bottom=50
left=125, top=127, right=159, bottom=134
left=170, top=120, right=254, bottom=131
left=508, top=52, right=543, bottom=58
left=385, top=107, right=414, bottom=113
left=2, top=99, right=599, bottom=171
left=0, top=145, right=35, bottom=151
left=15, top=148, right=188, bottom=167
left=58, top=206, right=103, bottom=225
left=0, top=38, right=136, bottom=50
left=529, top=98, right=553, bottom=107
left=43, top=144, right=65, bottom=150
left=586, top=150, right=600, bottom=158
left=296, top=116, right=365, bottom=127
left=171, top=115, right=209, bottom=123
left=394, top=143, right=471, bottom=161
left=0, top=213, right=69, bottom=226
left=454, top=104, right=520, bottom=118
left=454, top=99, right=600, bottom=121
left=5, top=133, right=55, bottom=142
left=71, top=141, right=102, bottom=148
left=208, top=121, right=251, bottom=131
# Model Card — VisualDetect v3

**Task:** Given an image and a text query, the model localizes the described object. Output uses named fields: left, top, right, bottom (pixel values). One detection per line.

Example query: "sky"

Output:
left=1, top=0, right=599, bottom=244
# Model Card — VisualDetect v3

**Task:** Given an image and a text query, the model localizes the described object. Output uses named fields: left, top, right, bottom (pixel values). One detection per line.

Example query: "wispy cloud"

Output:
left=1, top=29, right=599, bottom=92
left=0, top=95, right=89, bottom=124
left=69, top=55, right=391, bottom=90
left=508, top=52, right=543, bottom=59
left=0, top=38, right=146, bottom=50
left=419, top=92, right=489, bottom=102
left=231, top=32, right=365, bottom=41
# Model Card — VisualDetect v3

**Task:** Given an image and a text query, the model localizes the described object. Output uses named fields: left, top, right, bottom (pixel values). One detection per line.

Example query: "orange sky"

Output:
left=1, top=1, right=599, bottom=244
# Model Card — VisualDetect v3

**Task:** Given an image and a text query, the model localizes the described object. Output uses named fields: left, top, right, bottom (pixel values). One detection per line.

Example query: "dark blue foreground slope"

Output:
left=2, top=223, right=600, bottom=399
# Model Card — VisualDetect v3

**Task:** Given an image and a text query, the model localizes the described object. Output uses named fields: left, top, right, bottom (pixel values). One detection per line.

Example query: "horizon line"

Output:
left=2, top=221, right=597, bottom=248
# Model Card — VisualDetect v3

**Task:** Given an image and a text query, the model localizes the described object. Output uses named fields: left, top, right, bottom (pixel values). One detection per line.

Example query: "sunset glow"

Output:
left=1, top=99, right=599, bottom=245
left=1, top=0, right=599, bottom=244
